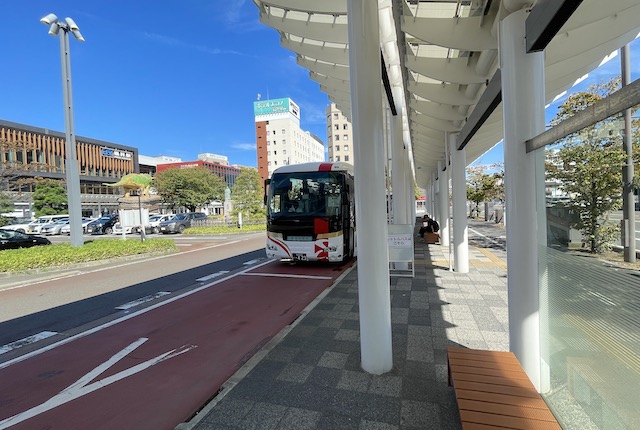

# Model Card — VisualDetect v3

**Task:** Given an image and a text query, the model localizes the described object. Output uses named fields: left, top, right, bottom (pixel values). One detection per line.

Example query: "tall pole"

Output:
left=621, top=44, right=635, bottom=262
left=59, top=28, right=83, bottom=247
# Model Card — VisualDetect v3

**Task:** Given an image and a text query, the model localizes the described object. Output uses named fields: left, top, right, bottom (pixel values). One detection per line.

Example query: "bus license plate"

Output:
left=293, top=253, right=308, bottom=261
left=288, top=235, right=312, bottom=241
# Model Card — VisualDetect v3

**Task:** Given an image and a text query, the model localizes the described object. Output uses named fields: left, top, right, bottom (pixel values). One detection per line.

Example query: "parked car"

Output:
left=27, top=215, right=69, bottom=234
left=86, top=214, right=119, bottom=235
left=0, top=228, right=51, bottom=250
left=159, top=212, right=207, bottom=234
left=1, top=218, right=35, bottom=233
left=148, top=214, right=174, bottom=234
left=40, top=218, right=70, bottom=236
left=60, top=218, right=96, bottom=235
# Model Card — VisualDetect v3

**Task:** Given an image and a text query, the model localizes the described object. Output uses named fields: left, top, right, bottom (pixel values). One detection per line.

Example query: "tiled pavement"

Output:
left=187, top=220, right=509, bottom=430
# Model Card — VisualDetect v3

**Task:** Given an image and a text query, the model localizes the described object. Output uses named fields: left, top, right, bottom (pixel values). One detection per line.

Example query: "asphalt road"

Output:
left=0, top=232, right=354, bottom=429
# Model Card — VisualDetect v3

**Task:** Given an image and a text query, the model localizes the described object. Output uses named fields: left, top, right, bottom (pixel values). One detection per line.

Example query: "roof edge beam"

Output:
left=526, top=0, right=584, bottom=53
left=381, top=52, right=397, bottom=116
left=526, top=77, right=640, bottom=152
left=456, top=69, right=502, bottom=150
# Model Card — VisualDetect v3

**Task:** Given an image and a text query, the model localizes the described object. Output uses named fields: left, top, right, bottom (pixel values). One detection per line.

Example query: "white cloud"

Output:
left=232, top=143, right=256, bottom=151
left=143, top=32, right=246, bottom=56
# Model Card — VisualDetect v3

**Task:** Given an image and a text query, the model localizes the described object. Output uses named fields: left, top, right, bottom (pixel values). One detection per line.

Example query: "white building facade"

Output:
left=326, top=103, right=354, bottom=164
left=254, top=97, right=325, bottom=183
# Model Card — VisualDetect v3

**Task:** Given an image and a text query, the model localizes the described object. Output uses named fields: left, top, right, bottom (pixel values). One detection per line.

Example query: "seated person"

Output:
left=419, top=215, right=440, bottom=237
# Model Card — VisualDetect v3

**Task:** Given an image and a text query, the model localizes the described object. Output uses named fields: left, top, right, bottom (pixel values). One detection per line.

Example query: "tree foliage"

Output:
left=466, top=163, right=504, bottom=218
left=155, top=167, right=226, bottom=212
left=231, top=167, right=264, bottom=220
left=33, top=179, right=68, bottom=217
left=546, top=77, right=632, bottom=253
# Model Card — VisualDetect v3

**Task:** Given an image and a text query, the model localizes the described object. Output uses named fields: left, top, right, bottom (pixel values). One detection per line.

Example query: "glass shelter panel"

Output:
left=539, top=114, right=640, bottom=430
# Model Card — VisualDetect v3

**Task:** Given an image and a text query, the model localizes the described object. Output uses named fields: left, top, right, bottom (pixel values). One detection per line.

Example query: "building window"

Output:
left=335, top=135, right=339, bottom=141
left=335, top=156, right=340, bottom=161
left=343, top=124, right=348, bottom=130
left=274, top=151, right=277, bottom=155
left=344, top=145, right=349, bottom=151
left=343, top=134, right=349, bottom=141
left=333, top=113, right=339, bottom=119
left=334, top=124, right=339, bottom=130
left=282, top=140, right=286, bottom=144
left=335, top=145, right=340, bottom=151
left=283, top=150, right=286, bottom=155
left=274, top=161, right=277, bottom=165
left=345, top=155, right=350, bottom=162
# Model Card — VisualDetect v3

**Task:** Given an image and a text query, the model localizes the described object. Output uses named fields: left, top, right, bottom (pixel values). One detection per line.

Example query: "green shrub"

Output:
left=185, top=223, right=266, bottom=235
left=0, top=238, right=178, bottom=273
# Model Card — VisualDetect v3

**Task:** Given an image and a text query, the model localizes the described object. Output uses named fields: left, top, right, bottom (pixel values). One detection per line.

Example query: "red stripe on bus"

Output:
left=318, top=163, right=333, bottom=171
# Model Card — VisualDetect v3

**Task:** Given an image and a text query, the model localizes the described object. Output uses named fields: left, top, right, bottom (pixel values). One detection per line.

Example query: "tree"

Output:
left=466, top=163, right=504, bottom=218
left=547, top=77, right=629, bottom=253
left=33, top=179, right=68, bottom=217
left=231, top=167, right=264, bottom=220
left=155, top=167, right=226, bottom=212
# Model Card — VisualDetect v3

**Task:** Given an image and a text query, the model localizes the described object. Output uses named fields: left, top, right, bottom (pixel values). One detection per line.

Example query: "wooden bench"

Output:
left=423, top=232, right=440, bottom=244
left=447, top=347, right=561, bottom=429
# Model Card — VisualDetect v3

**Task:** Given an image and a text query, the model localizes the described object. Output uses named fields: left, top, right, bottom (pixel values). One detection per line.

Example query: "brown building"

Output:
left=0, top=119, right=138, bottom=217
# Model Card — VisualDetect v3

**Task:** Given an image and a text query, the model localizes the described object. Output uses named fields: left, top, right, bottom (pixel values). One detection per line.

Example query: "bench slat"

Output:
left=452, top=372, right=537, bottom=390
left=455, top=389, right=550, bottom=410
left=453, top=380, right=542, bottom=399
left=449, top=362, right=532, bottom=380
left=458, top=399, right=559, bottom=422
left=460, top=410, right=562, bottom=430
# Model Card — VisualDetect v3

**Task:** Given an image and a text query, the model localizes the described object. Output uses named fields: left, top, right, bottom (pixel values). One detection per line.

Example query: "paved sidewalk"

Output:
left=185, top=220, right=509, bottom=430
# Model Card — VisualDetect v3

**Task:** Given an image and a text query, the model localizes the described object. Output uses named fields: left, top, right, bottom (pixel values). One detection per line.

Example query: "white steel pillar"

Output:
left=500, top=8, right=545, bottom=391
left=450, top=137, right=469, bottom=273
left=347, top=0, right=393, bottom=375
left=438, top=160, right=450, bottom=247
left=392, top=114, right=409, bottom=225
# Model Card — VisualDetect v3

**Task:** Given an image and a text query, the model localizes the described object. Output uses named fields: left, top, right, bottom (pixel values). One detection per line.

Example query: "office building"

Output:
left=326, top=103, right=354, bottom=164
left=254, top=97, right=325, bottom=184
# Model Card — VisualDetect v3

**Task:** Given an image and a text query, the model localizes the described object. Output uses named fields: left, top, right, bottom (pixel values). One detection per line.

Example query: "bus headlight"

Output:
left=267, top=244, right=278, bottom=250
left=328, top=246, right=337, bottom=252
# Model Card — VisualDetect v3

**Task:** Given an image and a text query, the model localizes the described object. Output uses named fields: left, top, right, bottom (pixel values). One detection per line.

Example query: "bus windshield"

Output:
left=268, top=172, right=343, bottom=218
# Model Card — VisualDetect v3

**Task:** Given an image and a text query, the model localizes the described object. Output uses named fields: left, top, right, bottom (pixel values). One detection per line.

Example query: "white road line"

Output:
left=243, top=259, right=261, bottom=266
left=0, top=233, right=264, bottom=292
left=115, top=292, right=171, bottom=310
left=0, top=258, right=275, bottom=370
left=0, top=331, right=58, bottom=356
left=469, top=227, right=504, bottom=248
left=240, top=272, right=333, bottom=280
left=0, top=337, right=196, bottom=429
left=196, top=271, right=230, bottom=282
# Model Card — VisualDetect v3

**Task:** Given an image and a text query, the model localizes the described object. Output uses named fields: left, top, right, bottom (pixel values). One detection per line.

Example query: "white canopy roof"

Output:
left=253, top=0, right=640, bottom=189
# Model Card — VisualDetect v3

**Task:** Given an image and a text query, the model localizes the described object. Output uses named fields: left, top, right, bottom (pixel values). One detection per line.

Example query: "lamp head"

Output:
left=71, top=29, right=85, bottom=42
left=40, top=13, right=58, bottom=25
left=48, top=22, right=60, bottom=36
left=64, top=17, right=79, bottom=31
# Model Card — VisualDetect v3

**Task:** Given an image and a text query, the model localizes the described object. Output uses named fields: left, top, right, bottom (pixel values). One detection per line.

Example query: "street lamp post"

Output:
left=40, top=14, right=85, bottom=247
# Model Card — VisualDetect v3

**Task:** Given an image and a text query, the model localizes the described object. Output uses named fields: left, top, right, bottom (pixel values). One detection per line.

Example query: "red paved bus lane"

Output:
left=0, top=260, right=354, bottom=430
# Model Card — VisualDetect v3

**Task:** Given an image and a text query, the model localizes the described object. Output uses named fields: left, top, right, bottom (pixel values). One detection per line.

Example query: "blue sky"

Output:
left=1, top=1, right=330, bottom=168
left=1, top=2, right=638, bottom=170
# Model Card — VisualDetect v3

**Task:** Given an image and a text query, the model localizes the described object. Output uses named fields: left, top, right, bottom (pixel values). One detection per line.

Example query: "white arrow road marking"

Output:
left=0, top=337, right=196, bottom=429
left=243, top=259, right=261, bottom=266
left=115, top=292, right=171, bottom=310
left=0, top=332, right=58, bottom=356
left=196, top=271, right=230, bottom=282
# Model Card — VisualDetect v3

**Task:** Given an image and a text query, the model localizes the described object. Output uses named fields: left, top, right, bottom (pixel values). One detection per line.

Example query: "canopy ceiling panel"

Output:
left=253, top=0, right=640, bottom=189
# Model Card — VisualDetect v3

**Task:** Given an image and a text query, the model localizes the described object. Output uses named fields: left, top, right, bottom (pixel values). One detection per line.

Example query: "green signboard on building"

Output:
left=254, top=98, right=290, bottom=116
